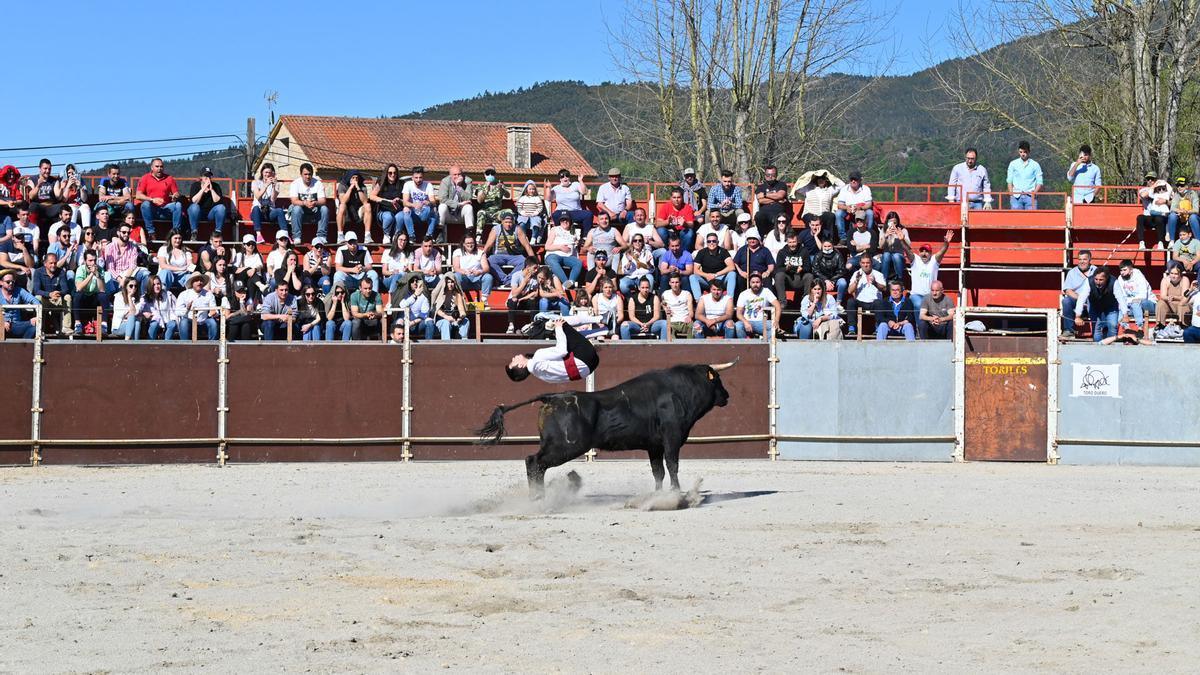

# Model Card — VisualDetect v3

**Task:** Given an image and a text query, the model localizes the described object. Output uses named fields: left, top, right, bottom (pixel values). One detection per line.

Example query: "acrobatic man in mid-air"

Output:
left=505, top=313, right=602, bottom=383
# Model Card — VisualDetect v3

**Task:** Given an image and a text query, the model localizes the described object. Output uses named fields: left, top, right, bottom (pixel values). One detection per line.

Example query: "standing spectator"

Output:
left=616, top=233, right=655, bottom=295
left=222, top=282, right=259, bottom=342
left=32, top=252, right=72, bottom=336
left=303, top=237, right=333, bottom=295
left=622, top=207, right=665, bottom=262
left=483, top=212, right=534, bottom=288
left=514, top=180, right=547, bottom=243
left=844, top=212, right=879, bottom=270
left=335, top=170, right=373, bottom=244
left=691, top=228, right=737, bottom=300
left=798, top=171, right=839, bottom=221
left=401, top=166, right=438, bottom=241
left=946, top=148, right=992, bottom=207
left=547, top=169, right=592, bottom=234
left=844, top=256, right=886, bottom=335
left=0, top=269, right=38, bottom=338
left=250, top=163, right=287, bottom=243
left=287, top=163, right=329, bottom=244
left=544, top=213, right=583, bottom=288
left=135, top=158, right=183, bottom=237
left=1061, top=249, right=1095, bottom=337
left=774, top=231, right=813, bottom=308
left=231, top=234, right=265, bottom=291
left=707, top=170, right=746, bottom=226
left=296, top=286, right=324, bottom=341
left=333, top=231, right=379, bottom=293
left=1156, top=265, right=1191, bottom=329
left=905, top=230, right=954, bottom=315
left=919, top=281, right=956, bottom=340
left=732, top=230, right=775, bottom=295
left=393, top=277, right=434, bottom=339
left=381, top=232, right=413, bottom=295
left=186, top=169, right=228, bottom=240
left=452, top=234, right=493, bottom=305
left=1136, top=177, right=1172, bottom=248
left=874, top=281, right=916, bottom=341
left=198, top=230, right=231, bottom=274
left=1166, top=177, right=1199, bottom=245
left=678, top=168, right=708, bottom=215
left=156, top=230, right=194, bottom=293
left=835, top=171, right=874, bottom=241
left=349, top=276, right=383, bottom=340
left=794, top=283, right=842, bottom=340
left=432, top=275, right=470, bottom=340
left=102, top=221, right=149, bottom=295
left=753, top=165, right=790, bottom=235
left=436, top=165, right=475, bottom=236
left=620, top=277, right=668, bottom=340
left=877, top=211, right=910, bottom=283
left=474, top=168, right=510, bottom=234
left=1006, top=140, right=1043, bottom=210
left=1114, top=259, right=1156, bottom=343
left=660, top=273, right=694, bottom=339
left=694, top=208, right=733, bottom=253
left=734, top=272, right=779, bottom=339
left=273, top=250, right=304, bottom=296
left=323, top=283, right=353, bottom=341
left=73, top=250, right=105, bottom=334
left=596, top=168, right=634, bottom=225
left=259, top=282, right=297, bottom=340
left=763, top=214, right=791, bottom=260
left=1082, top=267, right=1120, bottom=343
left=812, top=236, right=848, bottom=305
left=96, top=164, right=134, bottom=219
left=371, top=163, right=407, bottom=245
left=111, top=277, right=141, bottom=339
left=582, top=211, right=627, bottom=268
left=139, top=275, right=179, bottom=340
left=691, top=280, right=735, bottom=339
left=412, top=236, right=444, bottom=286
left=656, top=235, right=694, bottom=291
left=25, top=159, right=66, bottom=230
left=1066, top=144, right=1102, bottom=204
left=61, top=164, right=91, bottom=229
left=592, top=278, right=624, bottom=335
left=176, top=273, right=219, bottom=340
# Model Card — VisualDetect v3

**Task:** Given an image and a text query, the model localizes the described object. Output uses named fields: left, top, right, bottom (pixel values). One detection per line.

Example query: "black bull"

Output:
left=478, top=361, right=736, bottom=498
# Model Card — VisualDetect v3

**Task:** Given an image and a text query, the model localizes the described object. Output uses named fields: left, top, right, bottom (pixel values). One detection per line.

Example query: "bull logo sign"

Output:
left=1070, top=363, right=1120, bottom=398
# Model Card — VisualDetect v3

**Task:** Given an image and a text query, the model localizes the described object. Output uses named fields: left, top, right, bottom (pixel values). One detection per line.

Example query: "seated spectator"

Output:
left=798, top=171, right=839, bottom=221
left=232, top=234, right=265, bottom=291
left=32, top=252, right=72, bottom=336
left=616, top=233, right=655, bottom=295
left=812, top=236, right=848, bottom=305
left=730, top=213, right=757, bottom=256
left=371, top=163, right=406, bottom=245
left=222, top=281, right=259, bottom=342
left=25, top=159, right=67, bottom=231
left=597, top=168, right=634, bottom=225
left=2, top=225, right=35, bottom=289
left=135, top=158, right=183, bottom=238
left=844, top=211, right=879, bottom=271
left=592, top=278, right=624, bottom=335
left=1170, top=227, right=1199, bottom=274
left=619, top=276, right=668, bottom=340
left=250, top=163, right=287, bottom=244
left=834, top=171, right=874, bottom=242
left=544, top=213, right=583, bottom=288
left=45, top=226, right=76, bottom=274
left=273, top=250, right=305, bottom=296
left=582, top=250, right=618, bottom=297
left=287, top=163, right=329, bottom=244
left=794, top=283, right=842, bottom=340
left=333, top=231, right=379, bottom=293
left=774, top=231, right=813, bottom=308
left=762, top=214, right=791, bottom=259
left=1185, top=288, right=1200, bottom=344
left=547, top=169, right=593, bottom=234
left=692, top=280, right=735, bottom=339
left=0, top=269, right=38, bottom=339
left=47, top=201, right=80, bottom=246
left=111, top=276, right=141, bottom=339
left=198, top=230, right=231, bottom=274
left=96, top=164, right=134, bottom=219
left=412, top=236, right=444, bottom=286
left=121, top=210, right=150, bottom=252
left=1081, top=266, right=1119, bottom=343
left=483, top=212, right=534, bottom=288
left=349, top=277, right=383, bottom=340
left=303, top=236, right=333, bottom=295
left=139, top=276, right=179, bottom=340
left=1136, top=176, right=1171, bottom=249
left=694, top=209, right=733, bottom=253
left=623, top=207, right=665, bottom=263
left=435, top=165, right=475, bottom=236
left=451, top=234, right=493, bottom=305
left=186, top=169, right=228, bottom=239
left=514, top=180, right=547, bottom=243
left=102, top=222, right=150, bottom=295
left=401, top=166, right=439, bottom=241
left=582, top=211, right=627, bottom=269
left=474, top=168, right=510, bottom=234
left=875, top=281, right=916, bottom=341
left=690, top=228, right=737, bottom=300
left=335, top=170, right=373, bottom=244
left=707, top=170, right=746, bottom=226
left=393, top=277, right=434, bottom=339
left=732, top=230, right=775, bottom=295
left=657, top=235, right=694, bottom=291
left=906, top=230, right=953, bottom=315
left=734, top=272, right=779, bottom=339
left=156, top=230, right=195, bottom=293
left=60, top=164, right=90, bottom=229
left=73, top=250, right=106, bottom=334
left=208, top=257, right=231, bottom=304
left=535, top=264, right=570, bottom=314
left=1114, top=259, right=1156, bottom=343
left=0, top=165, right=18, bottom=227
left=1166, top=176, right=1198, bottom=244
left=381, top=232, right=413, bottom=295
left=64, top=225, right=94, bottom=271
left=91, top=207, right=116, bottom=245
left=9, top=205, right=41, bottom=258
left=844, top=255, right=886, bottom=335
left=295, top=286, right=324, bottom=341
left=1061, top=250, right=1095, bottom=338
left=323, top=283, right=353, bottom=341
left=432, top=275, right=470, bottom=340
left=753, top=165, right=790, bottom=235
left=260, top=281, right=297, bottom=340
left=506, top=263, right=544, bottom=334
left=655, top=187, right=696, bottom=251
left=568, top=292, right=609, bottom=339
left=1156, top=264, right=1191, bottom=330
left=877, top=211, right=910, bottom=283
left=919, top=280, right=955, bottom=340
left=176, top=273, right=219, bottom=340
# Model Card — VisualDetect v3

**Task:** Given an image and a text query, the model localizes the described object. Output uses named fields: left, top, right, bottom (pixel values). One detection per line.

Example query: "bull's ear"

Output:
left=707, top=369, right=715, bottom=381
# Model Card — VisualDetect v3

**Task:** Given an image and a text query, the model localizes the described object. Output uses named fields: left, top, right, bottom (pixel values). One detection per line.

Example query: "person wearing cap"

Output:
left=401, top=165, right=440, bottom=241
left=729, top=212, right=756, bottom=251
left=287, top=163, right=329, bottom=244
left=135, top=158, right=182, bottom=238
left=0, top=268, right=39, bottom=338
left=596, top=168, right=634, bottom=224
left=874, top=280, right=917, bottom=341
left=483, top=211, right=534, bottom=287
left=903, top=230, right=953, bottom=315
left=753, top=165, right=790, bottom=235
left=250, top=163, right=288, bottom=244
left=946, top=148, right=992, bottom=208
left=544, top=212, right=583, bottom=288
left=679, top=168, right=708, bottom=215
left=844, top=211, right=879, bottom=271
left=436, top=165, right=476, bottom=236
left=222, top=280, right=260, bottom=342
left=451, top=233, right=493, bottom=304
left=259, top=279, right=298, bottom=341
left=1066, top=144, right=1101, bottom=204
left=175, top=272, right=219, bottom=340
left=303, top=236, right=334, bottom=295
left=1166, top=176, right=1199, bottom=245
left=732, top=228, right=775, bottom=296
left=734, top=272, right=779, bottom=339
left=546, top=168, right=593, bottom=235
left=707, top=169, right=746, bottom=226
left=333, top=230, right=379, bottom=293
left=231, top=233, right=266, bottom=292
left=835, top=171, right=873, bottom=241
left=335, top=170, right=374, bottom=245
left=655, top=187, right=697, bottom=251
left=186, top=169, right=228, bottom=240
left=474, top=168, right=510, bottom=234
left=582, top=249, right=616, bottom=296
left=1136, top=174, right=1171, bottom=249
left=265, top=230, right=294, bottom=287
left=96, top=164, right=135, bottom=220
left=1005, top=140, right=1043, bottom=210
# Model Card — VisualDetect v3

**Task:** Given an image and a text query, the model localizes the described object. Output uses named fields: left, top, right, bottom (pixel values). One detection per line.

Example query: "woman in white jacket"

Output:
left=111, top=277, right=141, bottom=339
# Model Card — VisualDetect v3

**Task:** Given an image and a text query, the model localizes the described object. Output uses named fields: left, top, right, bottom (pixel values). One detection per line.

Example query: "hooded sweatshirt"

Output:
left=1113, top=268, right=1153, bottom=314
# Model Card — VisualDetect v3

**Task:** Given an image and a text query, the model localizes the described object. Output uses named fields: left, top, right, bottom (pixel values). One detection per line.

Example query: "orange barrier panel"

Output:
left=1073, top=203, right=1140, bottom=230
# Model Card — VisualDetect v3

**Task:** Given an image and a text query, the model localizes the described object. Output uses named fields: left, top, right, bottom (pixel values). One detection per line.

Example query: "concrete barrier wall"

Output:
left=1057, top=344, right=1200, bottom=465
left=776, top=341, right=955, bottom=461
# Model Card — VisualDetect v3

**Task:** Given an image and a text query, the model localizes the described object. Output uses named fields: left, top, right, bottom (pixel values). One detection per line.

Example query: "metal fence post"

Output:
left=400, top=307, right=412, bottom=462
left=952, top=304, right=966, bottom=462
left=30, top=305, right=44, bottom=466
left=216, top=311, right=229, bottom=466
left=1045, top=308, right=1060, bottom=465
left=768, top=308, right=779, bottom=460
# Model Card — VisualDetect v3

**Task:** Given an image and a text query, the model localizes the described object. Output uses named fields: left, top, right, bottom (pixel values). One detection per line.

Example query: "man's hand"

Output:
left=1074, top=317, right=1084, bottom=328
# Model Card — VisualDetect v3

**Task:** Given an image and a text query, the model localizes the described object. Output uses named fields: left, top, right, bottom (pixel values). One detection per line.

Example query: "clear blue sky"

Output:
left=2, top=0, right=956, bottom=170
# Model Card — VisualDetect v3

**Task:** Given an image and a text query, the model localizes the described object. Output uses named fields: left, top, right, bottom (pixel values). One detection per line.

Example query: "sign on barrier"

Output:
left=1069, top=363, right=1120, bottom=398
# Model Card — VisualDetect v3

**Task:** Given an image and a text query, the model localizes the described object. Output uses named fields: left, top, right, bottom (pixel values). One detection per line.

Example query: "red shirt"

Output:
left=656, top=202, right=696, bottom=230
left=136, top=173, right=179, bottom=204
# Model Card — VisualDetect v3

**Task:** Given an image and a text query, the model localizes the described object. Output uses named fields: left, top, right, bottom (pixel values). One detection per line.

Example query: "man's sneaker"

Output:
left=506, top=323, right=515, bottom=334
left=563, top=280, right=575, bottom=290
left=255, top=232, right=266, bottom=244
left=1139, top=240, right=1146, bottom=250
left=1062, top=330, right=1075, bottom=339
left=846, top=325, right=856, bottom=336
left=337, top=231, right=346, bottom=243
left=382, top=234, right=392, bottom=246
left=364, top=231, right=374, bottom=244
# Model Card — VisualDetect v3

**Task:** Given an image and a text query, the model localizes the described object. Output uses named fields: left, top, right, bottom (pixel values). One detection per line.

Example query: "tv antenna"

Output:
left=264, top=90, right=279, bottom=125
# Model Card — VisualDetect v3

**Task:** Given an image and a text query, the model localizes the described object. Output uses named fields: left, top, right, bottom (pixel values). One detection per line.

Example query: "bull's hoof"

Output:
left=566, top=470, right=582, bottom=493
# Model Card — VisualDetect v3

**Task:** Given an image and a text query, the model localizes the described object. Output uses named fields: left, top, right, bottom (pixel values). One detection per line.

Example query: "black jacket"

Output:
left=874, top=295, right=917, bottom=326
left=812, top=249, right=845, bottom=281
left=1087, top=276, right=1119, bottom=314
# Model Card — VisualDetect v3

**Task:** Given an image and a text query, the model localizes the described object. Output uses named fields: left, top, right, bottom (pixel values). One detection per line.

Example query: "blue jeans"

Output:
left=157, top=268, right=191, bottom=292
left=546, top=254, right=582, bottom=284
left=834, top=277, right=849, bottom=305
left=104, top=268, right=150, bottom=296
left=1009, top=194, right=1036, bottom=210
left=538, top=297, right=570, bottom=314
left=148, top=320, right=180, bottom=340
left=1090, top=309, right=1119, bottom=342
left=693, top=318, right=735, bottom=338
left=879, top=252, right=905, bottom=281
left=517, top=215, right=544, bottom=242
left=186, top=203, right=227, bottom=238
left=301, top=323, right=322, bottom=341
left=118, top=316, right=139, bottom=339
left=794, top=318, right=816, bottom=339
left=487, top=253, right=526, bottom=286
left=1185, top=326, right=1200, bottom=343
left=619, top=319, right=668, bottom=340
left=139, top=201, right=182, bottom=237
left=262, top=318, right=290, bottom=340
left=656, top=227, right=695, bottom=252
left=735, top=319, right=772, bottom=338
left=324, top=319, right=352, bottom=341
left=378, top=210, right=402, bottom=239
left=1165, top=213, right=1200, bottom=242
left=287, top=204, right=329, bottom=241
left=436, top=317, right=470, bottom=340
left=1061, top=295, right=1082, bottom=333
left=398, top=317, right=435, bottom=340
left=456, top=272, right=494, bottom=301
left=876, top=321, right=916, bottom=340
left=251, top=205, right=287, bottom=234
left=401, top=205, right=438, bottom=240
left=384, top=273, right=406, bottom=294
left=5, top=319, right=35, bottom=339
left=1126, top=298, right=1157, bottom=328
left=909, top=293, right=925, bottom=318
left=620, top=276, right=652, bottom=296
left=837, top=209, right=873, bottom=240
left=180, top=316, right=218, bottom=340
left=332, top=270, right=380, bottom=293
left=553, top=209, right=594, bottom=236
left=689, top=272, right=738, bottom=299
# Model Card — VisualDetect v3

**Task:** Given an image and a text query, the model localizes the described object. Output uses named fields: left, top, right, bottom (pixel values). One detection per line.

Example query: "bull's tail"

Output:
left=477, top=395, right=551, bottom=445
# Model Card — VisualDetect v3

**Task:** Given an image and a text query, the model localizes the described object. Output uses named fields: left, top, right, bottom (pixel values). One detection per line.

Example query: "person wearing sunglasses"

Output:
left=0, top=269, right=38, bottom=338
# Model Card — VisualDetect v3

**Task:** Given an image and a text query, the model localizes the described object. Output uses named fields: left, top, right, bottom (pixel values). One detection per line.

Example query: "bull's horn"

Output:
left=709, top=357, right=741, bottom=372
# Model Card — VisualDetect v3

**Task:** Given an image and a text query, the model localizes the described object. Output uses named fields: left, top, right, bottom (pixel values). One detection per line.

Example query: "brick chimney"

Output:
left=506, top=125, right=532, bottom=170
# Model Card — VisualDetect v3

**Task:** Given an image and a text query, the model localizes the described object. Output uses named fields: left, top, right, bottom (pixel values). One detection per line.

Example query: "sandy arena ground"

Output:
left=2, top=459, right=1198, bottom=673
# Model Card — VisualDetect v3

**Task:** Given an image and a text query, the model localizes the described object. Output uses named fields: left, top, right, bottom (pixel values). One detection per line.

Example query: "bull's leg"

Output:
left=525, top=454, right=546, bottom=500
left=647, top=449, right=666, bottom=491
left=664, top=441, right=682, bottom=491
